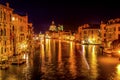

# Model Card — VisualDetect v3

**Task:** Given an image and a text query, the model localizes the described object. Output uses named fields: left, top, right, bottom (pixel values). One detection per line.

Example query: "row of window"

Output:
left=12, top=16, right=26, bottom=23
left=104, top=26, right=120, bottom=32
left=83, top=30, right=99, bottom=34
left=0, top=29, right=6, bottom=36
left=0, top=10, right=6, bottom=20
left=0, top=10, right=26, bottom=22
left=1, top=47, right=12, bottom=54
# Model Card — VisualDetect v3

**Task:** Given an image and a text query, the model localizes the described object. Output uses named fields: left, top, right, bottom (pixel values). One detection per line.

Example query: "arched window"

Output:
left=20, top=26, right=23, bottom=32
left=13, top=26, right=14, bottom=31
left=1, top=29, right=3, bottom=36
left=4, top=12, right=6, bottom=20
left=4, top=28, right=6, bottom=36
left=1, top=47, right=3, bottom=54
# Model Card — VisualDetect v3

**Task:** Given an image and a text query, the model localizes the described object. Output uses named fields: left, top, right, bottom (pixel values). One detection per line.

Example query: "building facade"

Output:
left=0, top=3, right=13, bottom=57
left=49, top=21, right=57, bottom=31
left=78, top=24, right=101, bottom=44
left=11, top=13, right=29, bottom=55
left=100, top=18, right=120, bottom=48
left=0, top=3, right=34, bottom=58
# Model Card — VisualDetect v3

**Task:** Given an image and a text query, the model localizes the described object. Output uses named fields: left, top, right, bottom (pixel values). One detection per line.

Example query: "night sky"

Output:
left=0, top=0, right=120, bottom=33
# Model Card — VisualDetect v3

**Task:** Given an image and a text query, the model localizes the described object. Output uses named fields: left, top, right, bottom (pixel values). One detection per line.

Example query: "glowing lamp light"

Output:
left=12, top=17, right=15, bottom=21
left=116, top=64, right=120, bottom=75
left=118, top=50, right=120, bottom=54
left=36, top=37, right=39, bottom=40
left=19, top=42, right=28, bottom=50
left=82, top=41, right=84, bottom=44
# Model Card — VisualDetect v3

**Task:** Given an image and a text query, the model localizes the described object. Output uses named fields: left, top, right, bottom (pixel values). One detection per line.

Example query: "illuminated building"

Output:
left=28, top=23, right=34, bottom=53
left=0, top=3, right=34, bottom=58
left=100, top=18, right=120, bottom=48
left=100, top=21, right=106, bottom=47
left=75, top=26, right=82, bottom=42
left=58, top=24, right=63, bottom=31
left=49, top=21, right=57, bottom=31
left=78, top=24, right=101, bottom=44
left=0, top=3, right=13, bottom=57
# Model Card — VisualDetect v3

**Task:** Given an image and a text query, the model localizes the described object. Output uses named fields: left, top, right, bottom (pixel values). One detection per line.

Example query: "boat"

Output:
left=103, top=48, right=112, bottom=54
left=103, top=48, right=120, bottom=57
left=0, top=60, right=9, bottom=70
left=111, top=49, right=120, bottom=57
left=11, top=59, right=26, bottom=65
left=0, top=64, right=9, bottom=70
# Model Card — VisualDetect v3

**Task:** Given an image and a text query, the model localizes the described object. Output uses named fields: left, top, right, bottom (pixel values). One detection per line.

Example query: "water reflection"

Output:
left=116, top=64, right=120, bottom=79
left=111, top=64, right=120, bottom=80
left=40, top=41, right=45, bottom=72
left=58, top=40, right=62, bottom=70
left=87, top=45, right=98, bottom=79
left=1, top=39, right=120, bottom=80
left=69, top=41, right=76, bottom=78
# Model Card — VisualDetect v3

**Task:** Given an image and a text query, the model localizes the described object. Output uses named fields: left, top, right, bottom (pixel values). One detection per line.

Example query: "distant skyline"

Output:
left=1, top=0, right=120, bottom=33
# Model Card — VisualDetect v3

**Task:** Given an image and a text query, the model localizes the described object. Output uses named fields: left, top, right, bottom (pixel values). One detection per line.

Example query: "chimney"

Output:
left=6, top=2, right=9, bottom=7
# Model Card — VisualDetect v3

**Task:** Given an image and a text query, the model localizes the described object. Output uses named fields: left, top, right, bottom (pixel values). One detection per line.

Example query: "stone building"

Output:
left=100, top=18, right=120, bottom=48
left=49, top=21, right=57, bottom=31
left=0, top=3, right=34, bottom=58
left=78, top=24, right=101, bottom=44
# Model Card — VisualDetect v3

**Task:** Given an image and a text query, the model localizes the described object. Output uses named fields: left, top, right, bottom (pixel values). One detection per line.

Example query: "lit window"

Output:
left=12, top=17, right=15, bottom=21
left=16, top=18, right=18, bottom=21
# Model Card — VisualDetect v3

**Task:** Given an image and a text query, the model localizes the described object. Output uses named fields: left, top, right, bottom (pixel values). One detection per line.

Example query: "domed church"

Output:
left=49, top=21, right=57, bottom=31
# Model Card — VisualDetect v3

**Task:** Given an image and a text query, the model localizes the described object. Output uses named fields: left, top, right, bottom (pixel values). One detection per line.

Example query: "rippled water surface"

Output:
left=1, top=39, right=120, bottom=80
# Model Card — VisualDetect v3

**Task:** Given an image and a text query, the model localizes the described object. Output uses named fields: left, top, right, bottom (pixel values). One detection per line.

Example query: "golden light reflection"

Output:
left=22, top=53, right=29, bottom=68
left=118, top=50, right=120, bottom=54
left=47, top=39, right=51, bottom=63
left=91, top=46, right=97, bottom=65
left=45, top=39, right=49, bottom=48
left=82, top=45, right=90, bottom=70
left=116, top=64, right=120, bottom=75
left=112, top=64, right=120, bottom=80
left=45, top=39, right=51, bottom=62
left=57, top=40, right=63, bottom=71
left=41, top=44, right=45, bottom=63
left=113, top=64, right=120, bottom=80
left=91, top=45, right=97, bottom=68
left=58, top=40, right=62, bottom=63
left=52, top=40, right=56, bottom=59
left=22, top=53, right=28, bottom=60
left=89, top=45, right=98, bottom=79
left=82, top=50, right=90, bottom=70
left=82, top=45, right=85, bottom=53
left=41, top=42, right=45, bottom=72
left=69, top=42, right=77, bottom=77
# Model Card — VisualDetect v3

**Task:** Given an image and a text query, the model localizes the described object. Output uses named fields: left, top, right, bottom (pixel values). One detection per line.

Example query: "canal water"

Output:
left=0, top=39, right=120, bottom=80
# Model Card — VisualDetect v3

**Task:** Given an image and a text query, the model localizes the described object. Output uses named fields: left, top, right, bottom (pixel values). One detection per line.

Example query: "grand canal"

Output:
left=1, top=39, right=120, bottom=80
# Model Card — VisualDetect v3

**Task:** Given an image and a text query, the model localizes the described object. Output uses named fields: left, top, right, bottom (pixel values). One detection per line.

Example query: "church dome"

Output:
left=49, top=21, right=57, bottom=31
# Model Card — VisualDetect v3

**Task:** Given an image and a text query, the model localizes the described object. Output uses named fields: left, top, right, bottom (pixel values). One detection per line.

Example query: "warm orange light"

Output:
left=116, top=64, right=120, bottom=75
left=12, top=17, right=15, bottom=21
left=118, top=50, right=120, bottom=54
